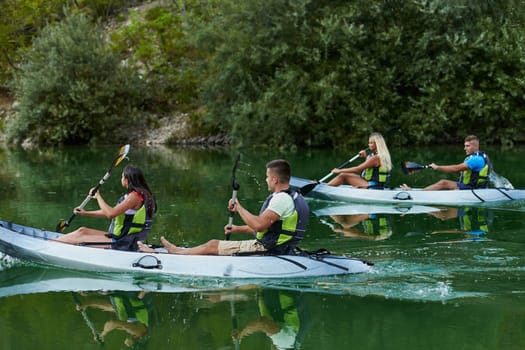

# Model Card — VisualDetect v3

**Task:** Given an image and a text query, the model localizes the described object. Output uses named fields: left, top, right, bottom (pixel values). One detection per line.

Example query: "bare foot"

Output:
left=160, top=236, right=181, bottom=254
left=399, top=184, right=412, bottom=190
left=137, top=241, right=156, bottom=253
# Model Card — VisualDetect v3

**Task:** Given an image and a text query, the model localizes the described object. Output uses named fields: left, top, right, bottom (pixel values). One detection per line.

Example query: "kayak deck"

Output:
left=0, top=220, right=371, bottom=279
left=291, top=176, right=525, bottom=206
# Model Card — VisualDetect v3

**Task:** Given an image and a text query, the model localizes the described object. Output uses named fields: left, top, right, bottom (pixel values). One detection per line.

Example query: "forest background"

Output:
left=0, top=0, right=524, bottom=149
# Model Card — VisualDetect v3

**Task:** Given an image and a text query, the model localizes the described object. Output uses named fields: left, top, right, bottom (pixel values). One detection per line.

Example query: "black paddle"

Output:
left=401, top=161, right=431, bottom=175
left=71, top=293, right=104, bottom=344
left=300, top=126, right=400, bottom=195
left=299, top=150, right=367, bottom=195
left=226, top=154, right=241, bottom=241
left=56, top=144, right=131, bottom=233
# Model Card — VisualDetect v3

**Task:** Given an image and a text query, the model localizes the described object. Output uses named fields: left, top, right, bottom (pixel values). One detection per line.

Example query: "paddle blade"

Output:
left=401, top=161, right=430, bottom=175
left=231, top=154, right=241, bottom=190
left=114, top=144, right=131, bottom=167
left=300, top=181, right=319, bottom=195
left=56, top=219, right=69, bottom=233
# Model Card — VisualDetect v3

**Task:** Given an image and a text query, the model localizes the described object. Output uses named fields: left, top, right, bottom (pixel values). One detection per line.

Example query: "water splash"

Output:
left=490, top=171, right=514, bottom=189
left=0, top=254, right=19, bottom=270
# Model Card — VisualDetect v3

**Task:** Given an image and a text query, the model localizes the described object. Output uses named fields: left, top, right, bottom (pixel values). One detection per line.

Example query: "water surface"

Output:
left=1, top=145, right=524, bottom=349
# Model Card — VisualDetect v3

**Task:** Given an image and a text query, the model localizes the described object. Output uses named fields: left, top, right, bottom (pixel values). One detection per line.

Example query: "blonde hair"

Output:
left=370, top=132, right=392, bottom=171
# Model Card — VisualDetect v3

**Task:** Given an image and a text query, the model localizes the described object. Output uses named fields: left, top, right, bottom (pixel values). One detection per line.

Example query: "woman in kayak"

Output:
left=55, top=165, right=156, bottom=251
left=327, top=132, right=392, bottom=189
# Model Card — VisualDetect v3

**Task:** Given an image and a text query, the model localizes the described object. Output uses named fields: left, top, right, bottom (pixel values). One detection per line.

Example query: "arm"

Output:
left=430, top=162, right=469, bottom=173
left=226, top=199, right=279, bottom=234
left=332, top=154, right=381, bottom=174
left=75, top=191, right=142, bottom=219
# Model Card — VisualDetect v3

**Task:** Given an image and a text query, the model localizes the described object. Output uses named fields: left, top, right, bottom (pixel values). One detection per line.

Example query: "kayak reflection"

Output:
left=313, top=203, right=440, bottom=241
left=73, top=290, right=156, bottom=348
left=429, top=206, right=494, bottom=240
left=320, top=213, right=393, bottom=241
left=207, top=288, right=309, bottom=350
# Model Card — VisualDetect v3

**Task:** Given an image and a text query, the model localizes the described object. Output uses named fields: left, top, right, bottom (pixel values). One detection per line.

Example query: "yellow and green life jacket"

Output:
left=459, top=152, right=492, bottom=188
left=108, top=191, right=154, bottom=251
left=255, top=189, right=309, bottom=254
left=361, top=152, right=390, bottom=188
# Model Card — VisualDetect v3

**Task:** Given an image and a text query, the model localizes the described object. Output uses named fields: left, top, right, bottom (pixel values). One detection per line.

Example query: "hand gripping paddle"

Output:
left=55, top=144, right=131, bottom=232
left=226, top=154, right=241, bottom=240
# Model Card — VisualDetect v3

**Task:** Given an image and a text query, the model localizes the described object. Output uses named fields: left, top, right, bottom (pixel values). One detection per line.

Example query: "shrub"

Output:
left=8, top=10, right=145, bottom=145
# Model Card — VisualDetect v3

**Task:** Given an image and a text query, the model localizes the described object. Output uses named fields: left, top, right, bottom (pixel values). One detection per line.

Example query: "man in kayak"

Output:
left=138, top=159, right=309, bottom=255
left=400, top=135, right=492, bottom=190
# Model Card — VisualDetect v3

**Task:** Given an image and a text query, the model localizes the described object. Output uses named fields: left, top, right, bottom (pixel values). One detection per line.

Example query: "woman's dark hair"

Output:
left=122, top=165, right=157, bottom=216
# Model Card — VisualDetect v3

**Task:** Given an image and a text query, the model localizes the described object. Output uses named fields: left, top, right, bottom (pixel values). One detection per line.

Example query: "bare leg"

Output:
left=138, top=237, right=220, bottom=255
left=328, top=173, right=369, bottom=188
left=54, top=227, right=111, bottom=245
left=424, top=179, right=459, bottom=190
left=327, top=174, right=346, bottom=186
left=161, top=237, right=220, bottom=255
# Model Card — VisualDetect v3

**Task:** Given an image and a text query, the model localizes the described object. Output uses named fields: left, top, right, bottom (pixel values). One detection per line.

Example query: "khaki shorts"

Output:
left=217, top=239, right=265, bottom=256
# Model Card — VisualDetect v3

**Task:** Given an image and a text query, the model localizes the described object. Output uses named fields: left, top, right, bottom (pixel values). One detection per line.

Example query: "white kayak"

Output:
left=0, top=266, right=202, bottom=298
left=291, top=176, right=525, bottom=206
left=0, top=221, right=371, bottom=279
left=313, top=203, right=441, bottom=216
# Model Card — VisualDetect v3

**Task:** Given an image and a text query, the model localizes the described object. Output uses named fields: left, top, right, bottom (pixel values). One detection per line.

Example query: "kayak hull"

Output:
left=313, top=203, right=441, bottom=216
left=0, top=221, right=370, bottom=279
left=291, top=176, right=525, bottom=206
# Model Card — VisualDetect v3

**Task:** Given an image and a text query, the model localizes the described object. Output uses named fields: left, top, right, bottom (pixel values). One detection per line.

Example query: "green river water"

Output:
left=0, top=144, right=524, bottom=350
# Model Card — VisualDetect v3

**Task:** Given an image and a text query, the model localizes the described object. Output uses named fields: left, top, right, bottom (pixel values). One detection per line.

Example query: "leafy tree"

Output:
left=194, top=0, right=525, bottom=148
left=0, top=0, right=65, bottom=87
left=111, top=5, right=191, bottom=113
left=7, top=10, right=145, bottom=145
left=0, top=0, right=141, bottom=90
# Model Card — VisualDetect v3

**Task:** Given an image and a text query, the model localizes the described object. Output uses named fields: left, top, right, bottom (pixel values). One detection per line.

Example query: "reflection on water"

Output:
left=314, top=202, right=495, bottom=245
left=206, top=288, right=308, bottom=350
left=1, top=146, right=525, bottom=349
left=320, top=213, right=393, bottom=241
left=1, top=270, right=524, bottom=350
left=73, top=291, right=153, bottom=347
left=429, top=206, right=494, bottom=242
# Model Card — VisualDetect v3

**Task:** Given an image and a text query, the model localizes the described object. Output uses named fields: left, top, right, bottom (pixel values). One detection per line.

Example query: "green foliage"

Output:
left=7, top=11, right=145, bottom=145
left=0, top=0, right=139, bottom=89
left=109, top=1, right=214, bottom=113
left=2, top=0, right=525, bottom=147
left=75, top=0, right=138, bottom=18
left=195, top=0, right=525, bottom=148
left=0, top=0, right=65, bottom=86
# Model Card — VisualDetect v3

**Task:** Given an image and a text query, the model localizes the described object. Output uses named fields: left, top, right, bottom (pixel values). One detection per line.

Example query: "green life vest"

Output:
left=362, top=216, right=391, bottom=237
left=361, top=153, right=390, bottom=186
left=459, top=152, right=492, bottom=188
left=459, top=207, right=489, bottom=233
left=258, top=291, right=300, bottom=334
left=111, top=294, right=149, bottom=327
left=109, top=192, right=147, bottom=239
left=255, top=189, right=309, bottom=253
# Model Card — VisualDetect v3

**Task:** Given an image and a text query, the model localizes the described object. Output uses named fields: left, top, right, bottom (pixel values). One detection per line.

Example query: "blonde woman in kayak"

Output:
left=327, top=132, right=392, bottom=188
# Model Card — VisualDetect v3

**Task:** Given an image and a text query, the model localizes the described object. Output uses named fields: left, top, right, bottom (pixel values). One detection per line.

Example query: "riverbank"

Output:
left=0, top=96, right=228, bottom=148
left=132, top=113, right=229, bottom=147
